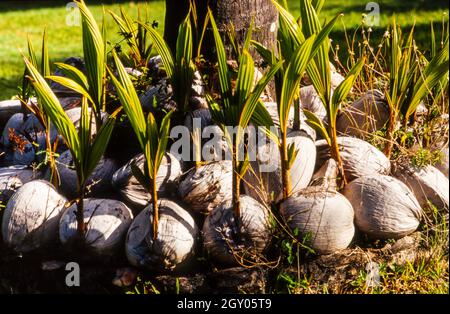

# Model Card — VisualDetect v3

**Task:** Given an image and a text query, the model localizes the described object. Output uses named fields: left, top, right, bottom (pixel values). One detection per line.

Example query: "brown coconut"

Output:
left=0, top=166, right=41, bottom=204
left=342, top=175, right=422, bottom=239
left=316, top=136, right=391, bottom=182
left=202, top=195, right=272, bottom=266
left=394, top=164, right=449, bottom=210
left=125, top=199, right=198, bottom=270
left=280, top=188, right=355, bottom=254
left=112, top=153, right=182, bottom=210
left=244, top=131, right=316, bottom=205
left=336, top=89, right=390, bottom=138
left=50, top=149, right=119, bottom=199
left=1, top=180, right=67, bottom=253
left=178, top=160, right=233, bottom=214
left=59, top=198, right=133, bottom=257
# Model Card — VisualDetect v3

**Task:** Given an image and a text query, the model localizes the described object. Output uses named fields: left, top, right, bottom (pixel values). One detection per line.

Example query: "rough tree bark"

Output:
left=164, top=0, right=278, bottom=62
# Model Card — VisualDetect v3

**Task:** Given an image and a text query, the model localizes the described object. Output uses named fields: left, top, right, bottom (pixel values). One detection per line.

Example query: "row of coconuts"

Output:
left=1, top=57, right=449, bottom=271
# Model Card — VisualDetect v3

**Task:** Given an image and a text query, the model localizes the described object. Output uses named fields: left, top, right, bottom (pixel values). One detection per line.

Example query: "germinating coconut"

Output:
left=336, top=89, right=389, bottom=138
left=316, top=136, right=391, bottom=182
left=125, top=199, right=198, bottom=270
left=59, top=198, right=133, bottom=257
left=0, top=166, right=40, bottom=204
left=1, top=180, right=67, bottom=253
left=49, top=149, right=119, bottom=199
left=300, top=85, right=328, bottom=122
left=178, top=160, right=233, bottom=214
left=244, top=130, right=316, bottom=205
left=342, top=175, right=422, bottom=239
left=112, top=153, right=182, bottom=210
left=394, top=164, right=449, bottom=210
left=309, top=158, right=339, bottom=191
left=280, top=188, right=355, bottom=254
left=202, top=195, right=272, bottom=266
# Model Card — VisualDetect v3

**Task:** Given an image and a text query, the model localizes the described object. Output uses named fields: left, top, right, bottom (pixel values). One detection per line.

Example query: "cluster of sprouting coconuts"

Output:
left=1, top=55, right=449, bottom=273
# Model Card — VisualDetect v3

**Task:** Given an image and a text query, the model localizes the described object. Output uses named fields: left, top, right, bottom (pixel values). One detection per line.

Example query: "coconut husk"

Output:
left=394, top=163, right=449, bottom=211
left=316, top=136, right=391, bottom=182
left=342, top=175, right=422, bottom=239
left=1, top=180, right=67, bottom=253
left=202, top=195, right=272, bottom=266
left=178, top=160, right=233, bottom=214
left=125, top=199, right=198, bottom=270
left=280, top=188, right=355, bottom=254
left=336, top=89, right=389, bottom=138
left=309, top=158, right=339, bottom=191
left=300, top=85, right=328, bottom=122
left=244, top=131, right=316, bottom=205
left=59, top=198, right=133, bottom=258
left=49, top=149, right=119, bottom=199
left=112, top=153, right=182, bottom=210
left=0, top=166, right=41, bottom=204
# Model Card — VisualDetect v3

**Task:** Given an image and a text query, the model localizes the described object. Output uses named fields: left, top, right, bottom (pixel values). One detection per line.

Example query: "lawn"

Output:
left=0, top=0, right=448, bottom=100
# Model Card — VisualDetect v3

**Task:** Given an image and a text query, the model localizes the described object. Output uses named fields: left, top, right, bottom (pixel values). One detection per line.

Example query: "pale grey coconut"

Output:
left=1, top=180, right=67, bottom=253
left=436, top=146, right=449, bottom=178
left=49, top=149, right=119, bottom=199
left=178, top=161, right=233, bottom=213
left=112, top=153, right=182, bottom=210
left=59, top=198, right=133, bottom=257
left=316, top=136, right=391, bottom=182
left=336, top=89, right=390, bottom=138
left=244, top=131, right=316, bottom=205
left=394, top=164, right=449, bottom=210
left=125, top=199, right=198, bottom=270
left=300, top=85, right=328, bottom=122
left=202, top=195, right=272, bottom=265
left=342, top=175, right=422, bottom=239
left=309, top=158, right=339, bottom=191
left=0, top=166, right=40, bottom=204
left=280, top=188, right=355, bottom=254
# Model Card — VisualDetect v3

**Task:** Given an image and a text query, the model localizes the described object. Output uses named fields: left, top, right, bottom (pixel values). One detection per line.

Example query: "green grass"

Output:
left=0, top=0, right=448, bottom=100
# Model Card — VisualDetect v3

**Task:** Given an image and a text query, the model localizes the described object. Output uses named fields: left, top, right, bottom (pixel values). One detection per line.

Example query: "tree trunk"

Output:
left=164, top=0, right=278, bottom=62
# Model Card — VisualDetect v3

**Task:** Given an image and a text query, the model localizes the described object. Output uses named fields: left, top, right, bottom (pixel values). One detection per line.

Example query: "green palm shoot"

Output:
left=254, top=1, right=340, bottom=197
left=206, top=10, right=282, bottom=220
left=24, top=58, right=119, bottom=241
left=110, top=50, right=173, bottom=240
left=139, top=9, right=196, bottom=112
left=383, top=20, right=449, bottom=158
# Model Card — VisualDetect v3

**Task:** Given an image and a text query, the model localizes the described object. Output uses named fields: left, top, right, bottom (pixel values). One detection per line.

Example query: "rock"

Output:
left=336, top=89, right=390, bottom=138
left=59, top=198, right=133, bottom=258
left=49, top=149, right=119, bottom=199
left=394, top=164, right=449, bottom=210
left=1, top=180, right=67, bottom=253
left=280, top=188, right=355, bottom=254
left=0, top=166, right=41, bottom=204
left=342, top=175, right=422, bottom=239
left=125, top=199, right=198, bottom=270
left=316, top=136, right=391, bottom=182
left=203, top=195, right=272, bottom=266
left=178, top=161, right=233, bottom=214
left=112, top=153, right=182, bottom=210
left=244, top=131, right=316, bottom=204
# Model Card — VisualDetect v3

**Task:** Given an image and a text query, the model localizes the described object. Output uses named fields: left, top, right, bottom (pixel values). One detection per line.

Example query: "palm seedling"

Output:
left=251, top=1, right=341, bottom=199
left=23, top=58, right=119, bottom=241
left=294, top=0, right=365, bottom=185
left=111, top=50, right=198, bottom=269
left=139, top=8, right=196, bottom=113
left=110, top=6, right=153, bottom=68
left=383, top=20, right=449, bottom=158
left=201, top=10, right=283, bottom=265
